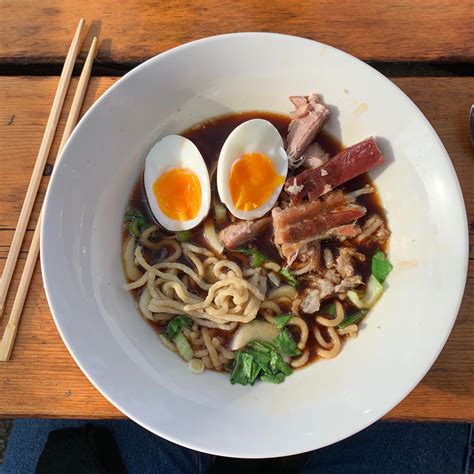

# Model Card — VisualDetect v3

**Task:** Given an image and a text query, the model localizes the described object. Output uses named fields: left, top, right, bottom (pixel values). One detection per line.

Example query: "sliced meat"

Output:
left=274, top=204, right=366, bottom=244
left=284, top=137, right=384, bottom=200
left=323, top=248, right=334, bottom=269
left=335, top=275, right=363, bottom=293
left=273, top=190, right=347, bottom=228
left=335, top=247, right=356, bottom=278
left=290, top=96, right=310, bottom=109
left=354, top=214, right=390, bottom=244
left=286, top=94, right=330, bottom=168
left=291, top=241, right=321, bottom=274
left=301, top=142, right=330, bottom=170
left=218, top=217, right=272, bottom=250
left=324, top=224, right=361, bottom=240
left=345, top=184, right=374, bottom=200
left=281, top=242, right=303, bottom=266
left=300, top=289, right=321, bottom=314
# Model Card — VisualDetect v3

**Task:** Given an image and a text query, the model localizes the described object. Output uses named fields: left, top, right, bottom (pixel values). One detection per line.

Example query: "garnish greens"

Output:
left=176, top=230, right=193, bottom=242
left=230, top=329, right=300, bottom=386
left=236, top=246, right=299, bottom=287
left=166, top=316, right=193, bottom=340
left=274, top=313, right=293, bottom=329
left=371, top=250, right=393, bottom=284
left=347, top=251, right=393, bottom=309
left=125, top=208, right=147, bottom=237
left=279, top=268, right=298, bottom=288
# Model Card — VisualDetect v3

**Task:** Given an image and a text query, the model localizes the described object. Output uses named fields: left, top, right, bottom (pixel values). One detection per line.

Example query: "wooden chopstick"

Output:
left=0, top=19, right=85, bottom=318
left=0, top=37, right=98, bottom=362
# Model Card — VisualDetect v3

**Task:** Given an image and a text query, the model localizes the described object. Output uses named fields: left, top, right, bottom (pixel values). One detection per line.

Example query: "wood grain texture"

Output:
left=0, top=76, right=473, bottom=419
left=0, top=0, right=473, bottom=65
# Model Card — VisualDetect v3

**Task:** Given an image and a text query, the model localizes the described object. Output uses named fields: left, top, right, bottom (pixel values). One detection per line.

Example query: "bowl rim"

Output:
left=40, top=32, right=469, bottom=458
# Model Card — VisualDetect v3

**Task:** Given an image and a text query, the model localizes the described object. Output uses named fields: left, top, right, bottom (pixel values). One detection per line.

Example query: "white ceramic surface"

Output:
left=41, top=33, right=468, bottom=458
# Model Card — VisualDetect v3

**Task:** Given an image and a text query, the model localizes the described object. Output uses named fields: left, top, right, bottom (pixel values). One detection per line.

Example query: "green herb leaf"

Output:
left=260, top=372, right=286, bottom=384
left=279, top=268, right=298, bottom=288
left=371, top=250, right=393, bottom=284
left=230, top=352, right=260, bottom=385
left=338, top=310, right=368, bottom=329
left=125, top=208, right=147, bottom=236
left=245, top=349, right=272, bottom=374
left=272, top=329, right=301, bottom=357
left=247, top=340, right=274, bottom=354
left=165, top=316, right=193, bottom=340
left=274, top=313, right=293, bottom=329
left=269, top=351, right=292, bottom=376
left=176, top=230, right=193, bottom=242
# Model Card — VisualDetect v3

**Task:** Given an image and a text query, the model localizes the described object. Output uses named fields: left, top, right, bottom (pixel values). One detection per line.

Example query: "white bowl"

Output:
left=41, top=33, right=468, bottom=458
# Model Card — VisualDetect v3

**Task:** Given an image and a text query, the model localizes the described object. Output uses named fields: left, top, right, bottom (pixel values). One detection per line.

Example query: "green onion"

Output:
left=279, top=268, right=298, bottom=288
left=347, top=275, right=384, bottom=309
left=272, top=329, right=301, bottom=357
left=274, top=313, right=293, bottom=329
left=338, top=310, right=368, bottom=329
left=173, top=331, right=194, bottom=362
left=166, top=316, right=193, bottom=340
left=371, top=250, right=393, bottom=284
left=236, top=246, right=269, bottom=268
left=320, top=302, right=336, bottom=316
left=176, top=230, right=192, bottom=242
left=125, top=208, right=147, bottom=237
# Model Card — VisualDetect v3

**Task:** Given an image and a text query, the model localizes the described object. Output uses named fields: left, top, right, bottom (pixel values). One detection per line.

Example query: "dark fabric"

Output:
left=301, top=421, right=471, bottom=474
left=2, top=419, right=213, bottom=474
left=35, top=424, right=124, bottom=474
left=2, top=419, right=472, bottom=474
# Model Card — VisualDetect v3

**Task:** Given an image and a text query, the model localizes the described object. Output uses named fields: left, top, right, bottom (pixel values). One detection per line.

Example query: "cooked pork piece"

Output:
left=273, top=190, right=347, bottom=227
left=286, top=94, right=330, bottom=168
left=354, top=214, right=390, bottom=244
left=300, top=288, right=322, bottom=314
left=323, top=248, right=334, bottom=269
left=284, top=137, right=384, bottom=201
left=334, top=275, right=363, bottom=293
left=273, top=203, right=366, bottom=244
left=218, top=217, right=272, bottom=250
left=335, top=247, right=359, bottom=278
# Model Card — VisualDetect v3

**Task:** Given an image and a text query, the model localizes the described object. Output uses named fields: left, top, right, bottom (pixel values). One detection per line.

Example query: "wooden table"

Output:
left=0, top=1, right=473, bottom=421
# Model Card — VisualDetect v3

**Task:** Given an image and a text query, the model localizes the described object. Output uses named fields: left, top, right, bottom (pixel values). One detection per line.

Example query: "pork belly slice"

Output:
left=273, top=190, right=347, bottom=230
left=218, top=217, right=272, bottom=250
left=273, top=203, right=366, bottom=244
left=285, top=137, right=384, bottom=200
left=286, top=94, right=330, bottom=168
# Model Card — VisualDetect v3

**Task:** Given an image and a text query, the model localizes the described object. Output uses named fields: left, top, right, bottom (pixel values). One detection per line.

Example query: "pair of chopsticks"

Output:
left=0, top=19, right=98, bottom=360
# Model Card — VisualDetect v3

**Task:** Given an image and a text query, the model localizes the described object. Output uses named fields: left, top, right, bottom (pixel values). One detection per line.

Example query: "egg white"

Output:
left=217, top=119, right=288, bottom=220
left=144, top=135, right=211, bottom=231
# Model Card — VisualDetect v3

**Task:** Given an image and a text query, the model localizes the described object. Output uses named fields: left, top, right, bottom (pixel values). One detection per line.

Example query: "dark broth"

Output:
left=124, top=111, right=389, bottom=370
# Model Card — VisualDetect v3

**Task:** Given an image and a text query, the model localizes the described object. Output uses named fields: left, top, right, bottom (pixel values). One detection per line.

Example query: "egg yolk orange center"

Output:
left=229, top=153, right=284, bottom=211
left=153, top=168, right=202, bottom=221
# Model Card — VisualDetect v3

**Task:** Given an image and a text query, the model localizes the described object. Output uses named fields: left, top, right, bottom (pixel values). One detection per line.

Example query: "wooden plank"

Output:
left=0, top=76, right=473, bottom=420
left=0, top=0, right=473, bottom=65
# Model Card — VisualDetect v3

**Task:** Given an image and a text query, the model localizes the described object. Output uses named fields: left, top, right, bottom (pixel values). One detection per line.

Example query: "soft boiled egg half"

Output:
left=144, top=135, right=211, bottom=231
left=217, top=119, right=288, bottom=220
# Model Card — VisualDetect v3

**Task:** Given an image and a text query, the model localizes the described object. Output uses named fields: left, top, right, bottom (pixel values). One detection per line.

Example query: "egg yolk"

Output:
left=229, top=153, right=285, bottom=211
left=153, top=168, right=202, bottom=221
